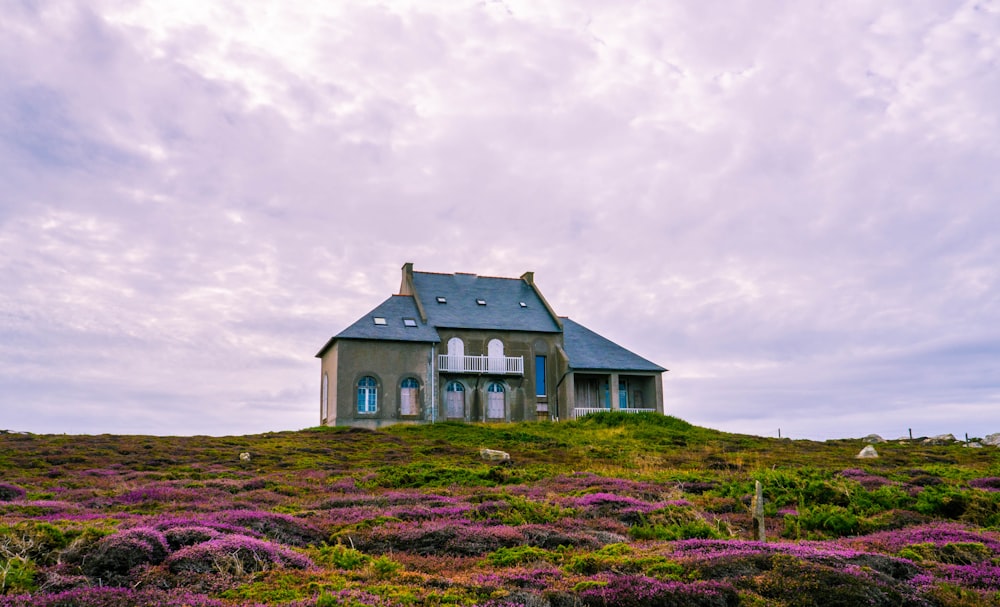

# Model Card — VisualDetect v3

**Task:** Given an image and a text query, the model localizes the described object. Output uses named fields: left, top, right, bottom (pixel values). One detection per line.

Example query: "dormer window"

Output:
left=476, top=298, right=486, bottom=306
left=373, top=317, right=387, bottom=326
left=403, top=318, right=417, bottom=327
left=436, top=296, right=447, bottom=304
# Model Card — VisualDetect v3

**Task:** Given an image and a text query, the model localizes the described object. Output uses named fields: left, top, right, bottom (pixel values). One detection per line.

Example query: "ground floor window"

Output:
left=321, top=372, right=329, bottom=420
left=446, top=381, right=465, bottom=419
left=400, top=378, right=419, bottom=416
left=357, top=376, right=377, bottom=414
left=486, top=382, right=505, bottom=420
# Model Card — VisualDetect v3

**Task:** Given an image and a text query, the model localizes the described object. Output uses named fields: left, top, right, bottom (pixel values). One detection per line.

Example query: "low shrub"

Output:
left=485, top=545, right=559, bottom=567
left=212, top=511, right=323, bottom=547
left=573, top=574, right=738, bottom=607
left=916, top=486, right=970, bottom=519
left=162, top=526, right=221, bottom=550
left=786, top=504, right=859, bottom=538
left=166, top=535, right=313, bottom=575
left=0, top=485, right=25, bottom=503
left=80, top=527, right=169, bottom=582
left=313, top=543, right=370, bottom=570
left=0, top=557, right=36, bottom=594
left=744, top=554, right=915, bottom=607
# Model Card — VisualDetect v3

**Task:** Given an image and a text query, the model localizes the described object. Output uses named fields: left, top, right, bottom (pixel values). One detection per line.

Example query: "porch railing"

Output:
left=438, top=355, right=524, bottom=375
left=571, top=407, right=656, bottom=419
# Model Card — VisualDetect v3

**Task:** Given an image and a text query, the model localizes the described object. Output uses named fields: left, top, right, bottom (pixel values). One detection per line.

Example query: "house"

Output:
left=315, top=263, right=666, bottom=427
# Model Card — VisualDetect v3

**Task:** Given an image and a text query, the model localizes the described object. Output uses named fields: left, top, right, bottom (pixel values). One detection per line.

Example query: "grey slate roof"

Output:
left=315, top=295, right=440, bottom=356
left=411, top=271, right=561, bottom=333
left=562, top=317, right=666, bottom=373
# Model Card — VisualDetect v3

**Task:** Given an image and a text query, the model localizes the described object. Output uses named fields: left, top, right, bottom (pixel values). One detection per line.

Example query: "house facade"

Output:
left=315, top=263, right=666, bottom=427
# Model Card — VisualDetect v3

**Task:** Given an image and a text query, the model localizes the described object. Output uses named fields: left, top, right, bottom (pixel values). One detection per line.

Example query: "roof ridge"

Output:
left=413, top=270, right=523, bottom=281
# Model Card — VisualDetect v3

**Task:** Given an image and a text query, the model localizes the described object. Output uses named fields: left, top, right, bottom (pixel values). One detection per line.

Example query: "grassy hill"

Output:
left=1, top=413, right=999, bottom=606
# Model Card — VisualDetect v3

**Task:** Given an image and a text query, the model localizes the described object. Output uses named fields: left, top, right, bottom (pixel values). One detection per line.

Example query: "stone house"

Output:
left=315, top=263, right=666, bottom=427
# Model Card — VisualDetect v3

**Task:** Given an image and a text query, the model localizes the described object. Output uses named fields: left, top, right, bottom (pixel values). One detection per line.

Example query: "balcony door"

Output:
left=487, top=339, right=504, bottom=373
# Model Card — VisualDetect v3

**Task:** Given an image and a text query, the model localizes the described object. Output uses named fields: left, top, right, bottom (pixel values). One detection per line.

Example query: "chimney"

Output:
left=400, top=262, right=414, bottom=295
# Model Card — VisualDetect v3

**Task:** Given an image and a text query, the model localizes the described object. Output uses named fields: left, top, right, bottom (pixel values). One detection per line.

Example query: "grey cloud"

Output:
left=1, top=0, right=998, bottom=438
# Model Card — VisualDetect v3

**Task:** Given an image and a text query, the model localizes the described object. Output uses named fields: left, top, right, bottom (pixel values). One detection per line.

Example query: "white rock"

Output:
left=922, top=433, right=957, bottom=445
left=479, top=448, right=510, bottom=462
left=862, top=434, right=886, bottom=444
left=964, top=442, right=983, bottom=448
left=983, top=433, right=1000, bottom=447
left=856, top=445, right=879, bottom=458
left=239, top=452, right=251, bottom=462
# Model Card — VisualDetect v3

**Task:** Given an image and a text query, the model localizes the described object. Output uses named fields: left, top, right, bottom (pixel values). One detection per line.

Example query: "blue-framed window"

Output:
left=357, top=376, right=377, bottom=414
left=535, top=355, right=546, bottom=396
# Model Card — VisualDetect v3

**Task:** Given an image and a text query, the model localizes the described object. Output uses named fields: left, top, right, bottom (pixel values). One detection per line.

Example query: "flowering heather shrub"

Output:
left=969, top=478, right=1000, bottom=492
left=839, top=468, right=895, bottom=490
left=574, top=574, right=738, bottom=607
left=531, top=473, right=666, bottom=501
left=166, top=534, right=313, bottom=575
left=674, top=539, right=921, bottom=583
left=570, top=492, right=659, bottom=521
left=79, top=527, right=169, bottom=582
left=844, top=522, right=1000, bottom=554
left=116, top=483, right=204, bottom=506
left=0, top=587, right=231, bottom=607
left=468, top=495, right=570, bottom=525
left=928, top=563, right=1000, bottom=590
left=742, top=553, right=919, bottom=607
left=475, top=565, right=563, bottom=591
left=519, top=523, right=603, bottom=550
left=350, top=519, right=524, bottom=556
left=387, top=504, right=471, bottom=521
left=0, top=484, right=25, bottom=502
left=162, top=525, right=222, bottom=550
left=211, top=510, right=324, bottom=546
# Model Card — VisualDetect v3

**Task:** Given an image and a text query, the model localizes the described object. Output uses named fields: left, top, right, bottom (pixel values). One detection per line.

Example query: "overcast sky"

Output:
left=2, top=0, right=998, bottom=440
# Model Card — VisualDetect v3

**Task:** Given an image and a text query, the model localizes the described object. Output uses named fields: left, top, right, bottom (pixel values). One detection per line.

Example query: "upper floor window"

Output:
left=357, top=376, right=377, bottom=414
left=447, top=337, right=464, bottom=358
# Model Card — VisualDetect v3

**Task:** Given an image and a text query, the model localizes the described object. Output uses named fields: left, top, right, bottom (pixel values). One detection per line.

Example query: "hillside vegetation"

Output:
left=2, top=413, right=1000, bottom=606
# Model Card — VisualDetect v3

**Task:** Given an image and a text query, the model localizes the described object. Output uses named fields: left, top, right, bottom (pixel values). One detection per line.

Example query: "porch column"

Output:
left=609, top=372, right=619, bottom=411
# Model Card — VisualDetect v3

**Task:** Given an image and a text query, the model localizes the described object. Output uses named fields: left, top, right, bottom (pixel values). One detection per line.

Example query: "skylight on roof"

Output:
left=519, top=301, right=527, bottom=308
left=476, top=298, right=486, bottom=306
left=373, top=317, right=387, bottom=326
left=403, top=318, right=417, bottom=327
left=436, top=296, right=447, bottom=304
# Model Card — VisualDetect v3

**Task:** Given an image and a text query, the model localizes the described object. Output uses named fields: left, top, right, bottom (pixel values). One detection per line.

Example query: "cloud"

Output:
left=1, top=0, right=998, bottom=438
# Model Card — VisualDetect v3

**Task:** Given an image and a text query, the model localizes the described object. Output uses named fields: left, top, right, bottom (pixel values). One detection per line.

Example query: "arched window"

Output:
left=357, top=376, right=377, bottom=414
left=487, top=338, right=504, bottom=373
left=486, top=382, right=505, bottom=420
left=400, top=378, right=419, bottom=417
left=445, top=381, right=465, bottom=419
left=321, top=373, right=329, bottom=421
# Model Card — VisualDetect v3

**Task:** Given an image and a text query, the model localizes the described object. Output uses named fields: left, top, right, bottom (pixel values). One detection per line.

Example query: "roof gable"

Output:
left=411, top=271, right=561, bottom=333
left=562, top=317, right=666, bottom=373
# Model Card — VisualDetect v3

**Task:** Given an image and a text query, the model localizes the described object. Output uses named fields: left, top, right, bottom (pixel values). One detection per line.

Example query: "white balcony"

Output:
left=438, top=355, right=524, bottom=375
left=571, top=407, right=656, bottom=419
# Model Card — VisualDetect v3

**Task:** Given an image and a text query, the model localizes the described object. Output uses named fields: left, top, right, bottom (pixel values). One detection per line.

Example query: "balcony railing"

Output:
left=571, top=407, right=656, bottom=419
left=438, top=355, right=524, bottom=375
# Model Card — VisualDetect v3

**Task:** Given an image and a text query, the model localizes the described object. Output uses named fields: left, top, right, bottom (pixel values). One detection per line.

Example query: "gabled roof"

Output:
left=410, top=271, right=561, bottom=333
left=315, top=295, right=439, bottom=357
left=562, top=317, right=666, bottom=373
